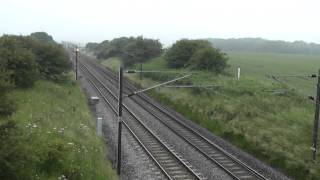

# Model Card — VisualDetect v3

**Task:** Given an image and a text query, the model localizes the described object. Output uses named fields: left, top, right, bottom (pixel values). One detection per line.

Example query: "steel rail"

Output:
left=79, top=61, right=202, bottom=180
left=85, top=58, right=268, bottom=180
left=80, top=65, right=173, bottom=179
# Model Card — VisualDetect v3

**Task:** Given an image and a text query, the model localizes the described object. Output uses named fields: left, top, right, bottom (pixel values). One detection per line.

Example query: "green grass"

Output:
left=2, top=79, right=117, bottom=180
left=101, top=53, right=320, bottom=180
left=227, top=52, right=320, bottom=95
left=101, top=57, right=122, bottom=72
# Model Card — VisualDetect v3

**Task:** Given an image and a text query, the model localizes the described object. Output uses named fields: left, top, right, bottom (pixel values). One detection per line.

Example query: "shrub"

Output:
left=0, top=34, right=71, bottom=82
left=165, top=39, right=212, bottom=68
left=0, top=36, right=39, bottom=88
left=0, top=69, right=15, bottom=116
left=186, top=47, right=228, bottom=72
left=122, top=36, right=162, bottom=66
left=32, top=43, right=71, bottom=81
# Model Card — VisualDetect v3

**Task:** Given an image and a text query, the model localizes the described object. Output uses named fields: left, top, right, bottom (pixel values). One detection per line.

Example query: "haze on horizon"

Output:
left=0, top=0, right=319, bottom=45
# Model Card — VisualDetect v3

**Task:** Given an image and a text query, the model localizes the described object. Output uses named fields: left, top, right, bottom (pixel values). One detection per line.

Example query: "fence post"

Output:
left=312, top=69, right=320, bottom=162
left=237, top=67, right=241, bottom=80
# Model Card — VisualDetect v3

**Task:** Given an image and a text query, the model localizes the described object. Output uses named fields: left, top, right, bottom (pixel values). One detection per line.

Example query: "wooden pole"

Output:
left=312, top=69, right=320, bottom=161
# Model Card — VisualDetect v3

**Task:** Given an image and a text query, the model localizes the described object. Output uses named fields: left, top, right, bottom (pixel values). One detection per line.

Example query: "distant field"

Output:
left=227, top=52, right=320, bottom=95
left=101, top=52, right=320, bottom=179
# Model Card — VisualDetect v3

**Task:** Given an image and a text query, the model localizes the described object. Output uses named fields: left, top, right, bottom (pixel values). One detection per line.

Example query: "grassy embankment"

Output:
left=101, top=52, right=320, bottom=180
left=1, top=78, right=117, bottom=180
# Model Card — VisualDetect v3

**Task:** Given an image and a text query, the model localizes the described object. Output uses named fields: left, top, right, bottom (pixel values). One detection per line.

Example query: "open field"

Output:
left=0, top=78, right=117, bottom=180
left=101, top=52, right=320, bottom=179
left=227, top=52, right=320, bottom=96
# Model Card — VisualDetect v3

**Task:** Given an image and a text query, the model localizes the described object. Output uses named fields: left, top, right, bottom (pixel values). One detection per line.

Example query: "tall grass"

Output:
left=1, top=79, right=117, bottom=180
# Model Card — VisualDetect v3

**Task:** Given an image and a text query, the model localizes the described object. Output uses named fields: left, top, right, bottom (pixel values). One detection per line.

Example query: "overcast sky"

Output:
left=0, top=0, right=319, bottom=45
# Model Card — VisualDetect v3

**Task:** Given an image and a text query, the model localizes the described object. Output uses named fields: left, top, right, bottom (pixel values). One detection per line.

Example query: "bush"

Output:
left=165, top=39, right=212, bottom=68
left=122, top=36, right=162, bottom=66
left=0, top=36, right=39, bottom=88
left=0, top=69, right=15, bottom=117
left=32, top=43, right=71, bottom=81
left=186, top=47, right=228, bottom=72
left=0, top=34, right=71, bottom=83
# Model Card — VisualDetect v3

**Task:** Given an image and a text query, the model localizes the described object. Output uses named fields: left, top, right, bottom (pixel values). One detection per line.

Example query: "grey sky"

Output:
left=0, top=0, right=319, bottom=45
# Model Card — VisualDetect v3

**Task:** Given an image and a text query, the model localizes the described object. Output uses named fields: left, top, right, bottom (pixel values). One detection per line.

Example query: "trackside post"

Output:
left=117, top=66, right=123, bottom=174
left=75, top=47, right=79, bottom=80
left=312, top=69, right=320, bottom=162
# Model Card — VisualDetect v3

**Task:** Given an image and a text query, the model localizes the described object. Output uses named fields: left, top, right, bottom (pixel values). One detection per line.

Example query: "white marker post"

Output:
left=237, top=67, right=241, bottom=80
left=97, top=117, right=102, bottom=136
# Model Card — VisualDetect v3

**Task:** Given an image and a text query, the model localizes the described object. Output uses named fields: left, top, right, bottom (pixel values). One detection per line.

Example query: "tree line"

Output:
left=86, top=37, right=228, bottom=72
left=207, top=38, right=320, bottom=54
left=86, top=36, right=163, bottom=66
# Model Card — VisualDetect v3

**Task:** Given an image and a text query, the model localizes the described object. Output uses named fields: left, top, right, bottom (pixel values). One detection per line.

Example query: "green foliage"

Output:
left=186, top=47, right=228, bottom=72
left=0, top=34, right=71, bottom=83
left=0, top=36, right=39, bottom=88
left=0, top=119, right=31, bottom=180
left=165, top=39, right=214, bottom=68
left=122, top=36, right=162, bottom=66
left=208, top=38, right=320, bottom=55
left=7, top=50, right=38, bottom=88
left=32, top=43, right=71, bottom=81
left=30, top=32, right=54, bottom=44
left=87, top=36, right=162, bottom=67
left=85, top=42, right=99, bottom=52
left=0, top=79, right=117, bottom=180
left=0, top=33, right=106, bottom=180
left=0, top=69, right=15, bottom=117
left=95, top=38, right=132, bottom=59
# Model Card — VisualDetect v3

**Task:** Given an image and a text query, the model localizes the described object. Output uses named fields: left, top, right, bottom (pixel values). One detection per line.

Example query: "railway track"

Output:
left=83, top=57, right=269, bottom=180
left=79, top=61, right=204, bottom=180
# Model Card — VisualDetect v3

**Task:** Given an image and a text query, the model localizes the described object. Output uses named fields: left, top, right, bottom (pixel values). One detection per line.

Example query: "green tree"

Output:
left=30, top=32, right=54, bottom=44
left=165, top=39, right=212, bottom=68
left=0, top=36, right=38, bottom=88
left=186, top=47, right=228, bottom=72
left=88, top=36, right=162, bottom=66
left=96, top=37, right=134, bottom=59
left=122, top=36, right=162, bottom=66
left=33, top=43, right=71, bottom=81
